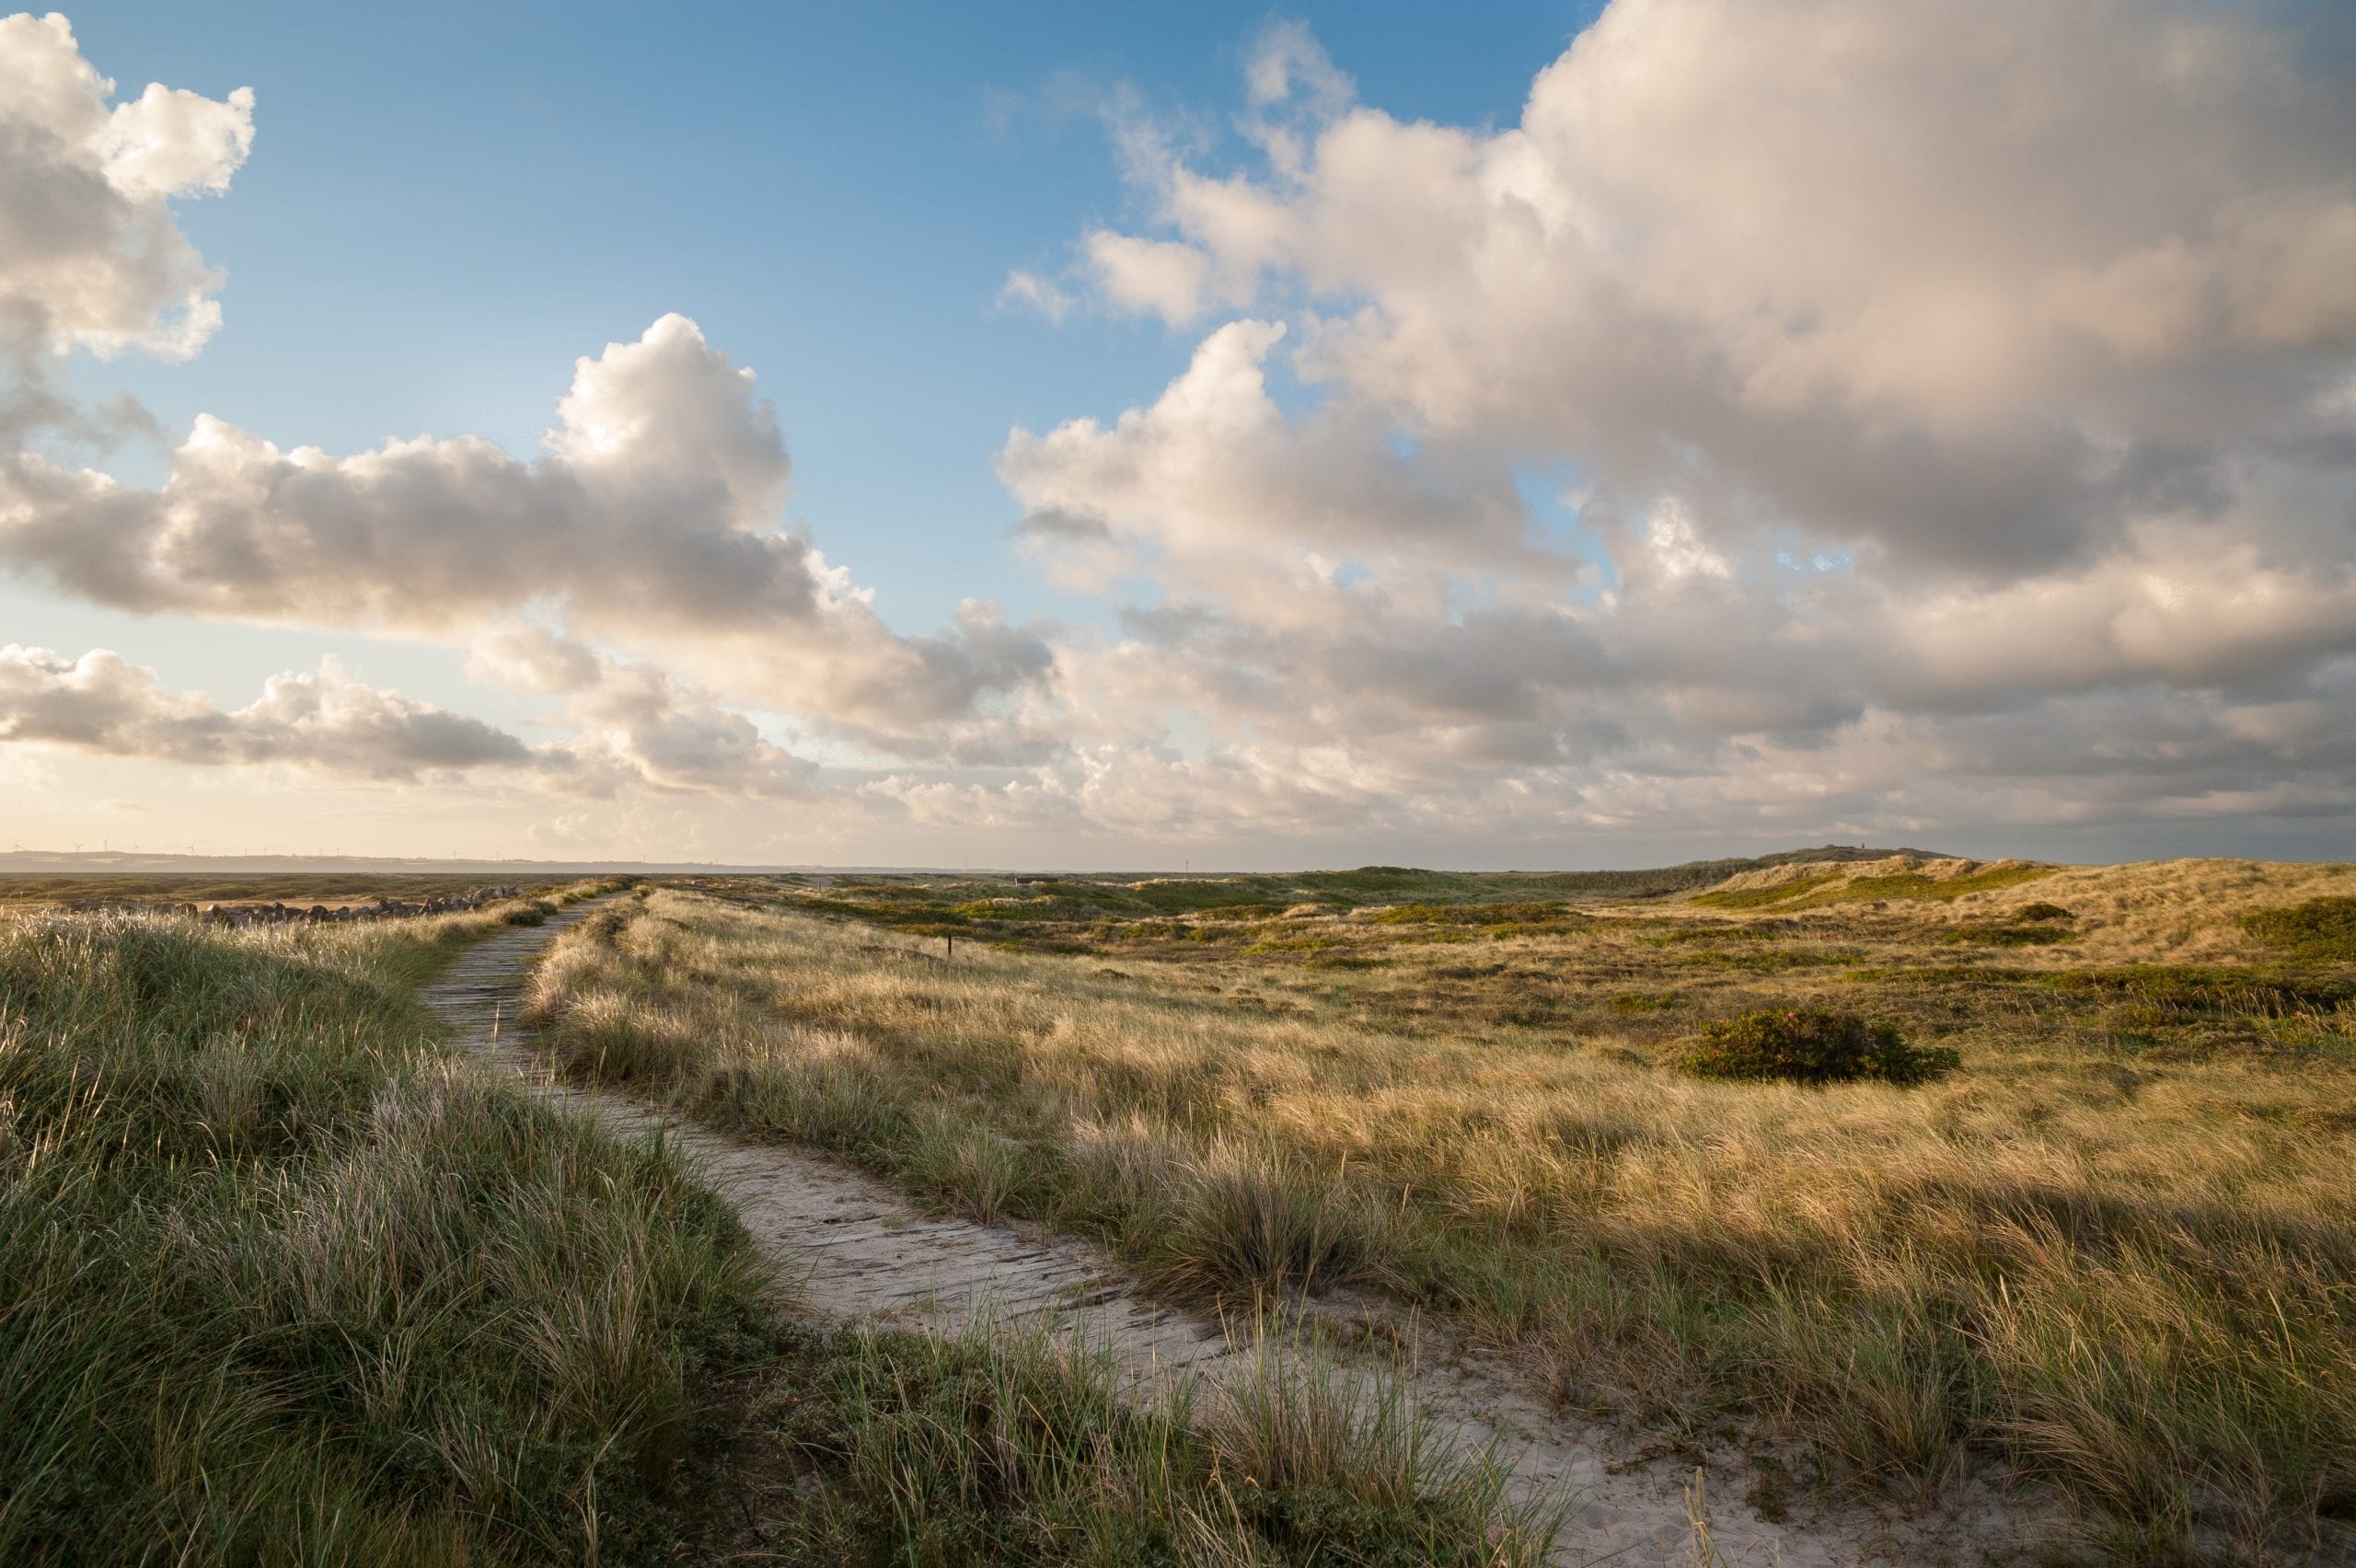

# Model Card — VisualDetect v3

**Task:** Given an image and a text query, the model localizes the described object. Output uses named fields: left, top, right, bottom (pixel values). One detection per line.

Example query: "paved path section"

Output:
left=421, top=901, right=2056, bottom=1568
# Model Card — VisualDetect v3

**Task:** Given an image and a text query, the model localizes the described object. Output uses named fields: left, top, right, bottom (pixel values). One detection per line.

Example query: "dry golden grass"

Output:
left=0, top=872, right=571, bottom=912
left=1689, top=853, right=2356, bottom=965
left=526, top=866, right=2356, bottom=1562
left=4, top=884, right=1553, bottom=1566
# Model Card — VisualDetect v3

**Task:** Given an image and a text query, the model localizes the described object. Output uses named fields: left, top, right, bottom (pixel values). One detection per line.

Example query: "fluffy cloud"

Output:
left=0, top=314, right=1055, bottom=744
left=0, top=12, right=250, bottom=364
left=981, top=1, right=2356, bottom=846
left=0, top=20, right=1052, bottom=772
left=9, top=6, right=2356, bottom=857
left=1076, top=0, right=2356, bottom=571
left=0, top=644, right=539, bottom=781
left=0, top=634, right=835, bottom=801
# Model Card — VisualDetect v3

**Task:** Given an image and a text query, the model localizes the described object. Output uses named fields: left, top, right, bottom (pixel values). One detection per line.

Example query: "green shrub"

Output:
left=2242, top=896, right=2356, bottom=963
left=1678, top=1006, right=1961, bottom=1086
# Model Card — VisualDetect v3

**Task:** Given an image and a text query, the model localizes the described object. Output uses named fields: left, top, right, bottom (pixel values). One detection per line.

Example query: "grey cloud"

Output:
left=0, top=637, right=843, bottom=803
left=962, top=1, right=2356, bottom=850
left=0, top=644, right=542, bottom=782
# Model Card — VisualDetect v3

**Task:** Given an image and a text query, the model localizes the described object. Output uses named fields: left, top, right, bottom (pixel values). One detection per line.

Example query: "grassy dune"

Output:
left=0, top=889, right=1551, bottom=1564
left=0, top=873, right=573, bottom=911
left=526, top=863, right=2356, bottom=1562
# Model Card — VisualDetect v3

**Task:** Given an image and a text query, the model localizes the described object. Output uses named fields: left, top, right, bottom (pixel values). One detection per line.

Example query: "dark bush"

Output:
left=1678, top=1006, right=1960, bottom=1086
left=2015, top=902, right=2075, bottom=923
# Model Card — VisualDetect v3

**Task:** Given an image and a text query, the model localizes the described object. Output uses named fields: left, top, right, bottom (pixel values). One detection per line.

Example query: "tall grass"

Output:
left=0, top=904, right=770, bottom=1564
left=527, top=887, right=2356, bottom=1561
left=1, top=896, right=1555, bottom=1565
left=755, top=1321, right=1554, bottom=1565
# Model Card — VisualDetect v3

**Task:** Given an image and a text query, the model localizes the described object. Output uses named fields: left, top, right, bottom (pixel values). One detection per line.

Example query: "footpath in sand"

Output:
left=424, top=902, right=2065, bottom=1568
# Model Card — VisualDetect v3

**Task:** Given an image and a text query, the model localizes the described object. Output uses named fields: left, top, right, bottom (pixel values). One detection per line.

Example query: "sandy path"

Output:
left=423, top=903, right=2060, bottom=1567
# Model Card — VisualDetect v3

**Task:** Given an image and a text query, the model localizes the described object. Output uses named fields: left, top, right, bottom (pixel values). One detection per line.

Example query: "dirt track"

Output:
left=422, top=902, right=2063, bottom=1566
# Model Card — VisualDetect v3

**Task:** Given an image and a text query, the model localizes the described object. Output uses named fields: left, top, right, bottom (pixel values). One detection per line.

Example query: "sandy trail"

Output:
left=423, top=903, right=2059, bottom=1567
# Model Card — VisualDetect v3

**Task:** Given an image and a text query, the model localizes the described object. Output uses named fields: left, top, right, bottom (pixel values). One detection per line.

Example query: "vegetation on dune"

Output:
left=1689, top=870, right=1845, bottom=908
left=1942, top=918, right=2074, bottom=946
left=1695, top=861, right=2060, bottom=911
left=2243, top=894, right=2356, bottom=963
left=526, top=873, right=2356, bottom=1562
left=0, top=896, right=771, bottom=1564
left=753, top=1324, right=1553, bottom=1565
left=1531, top=845, right=1950, bottom=900
left=0, top=891, right=1554, bottom=1565
left=0, top=872, right=573, bottom=911
left=1676, top=1006, right=1962, bottom=1085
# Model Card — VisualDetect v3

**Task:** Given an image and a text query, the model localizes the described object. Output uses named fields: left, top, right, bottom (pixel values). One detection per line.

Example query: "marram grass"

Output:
left=0, top=895, right=1556, bottom=1565
left=528, top=879, right=2356, bottom=1562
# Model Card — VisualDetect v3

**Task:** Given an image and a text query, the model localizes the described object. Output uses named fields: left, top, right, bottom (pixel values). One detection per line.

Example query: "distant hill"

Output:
left=1530, top=845, right=1952, bottom=899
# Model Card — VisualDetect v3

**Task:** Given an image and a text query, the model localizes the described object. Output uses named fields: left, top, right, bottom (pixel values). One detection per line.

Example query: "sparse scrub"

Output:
left=1676, top=1006, right=1961, bottom=1085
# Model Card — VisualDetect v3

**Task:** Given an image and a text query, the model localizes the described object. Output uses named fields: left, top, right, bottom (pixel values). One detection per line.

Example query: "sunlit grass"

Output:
left=528, top=869, right=2356, bottom=1560
left=1, top=891, right=1556, bottom=1564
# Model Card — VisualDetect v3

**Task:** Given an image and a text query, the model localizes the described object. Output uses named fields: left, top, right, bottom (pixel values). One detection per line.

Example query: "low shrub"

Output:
left=1678, top=1006, right=1961, bottom=1086
left=2243, top=895, right=2356, bottom=963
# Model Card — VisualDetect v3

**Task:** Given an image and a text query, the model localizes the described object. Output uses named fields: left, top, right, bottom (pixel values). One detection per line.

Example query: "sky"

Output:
left=2, top=1, right=2353, bottom=870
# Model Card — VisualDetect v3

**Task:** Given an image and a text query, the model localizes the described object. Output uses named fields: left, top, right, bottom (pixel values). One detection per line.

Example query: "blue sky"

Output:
left=47, top=3, right=1591, bottom=616
left=4, top=2, right=2353, bottom=866
left=15, top=1, right=1599, bottom=750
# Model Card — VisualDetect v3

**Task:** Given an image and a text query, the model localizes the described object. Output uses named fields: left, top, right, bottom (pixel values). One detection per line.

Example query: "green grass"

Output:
left=0, top=906, right=771, bottom=1564
left=751, top=1323, right=1555, bottom=1565
left=2243, top=894, right=2356, bottom=963
left=2, top=902, right=1560, bottom=1565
